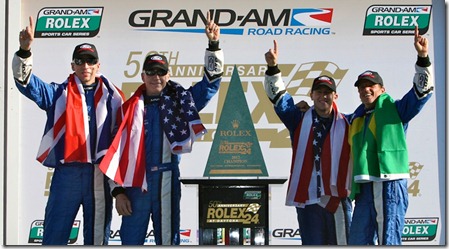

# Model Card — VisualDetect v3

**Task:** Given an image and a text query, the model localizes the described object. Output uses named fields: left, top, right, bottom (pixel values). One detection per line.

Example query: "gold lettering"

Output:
left=121, top=51, right=343, bottom=149
left=207, top=208, right=216, bottom=219
left=44, top=169, right=54, bottom=196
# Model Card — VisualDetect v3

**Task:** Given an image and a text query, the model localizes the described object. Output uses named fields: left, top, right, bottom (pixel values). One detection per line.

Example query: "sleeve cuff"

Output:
left=416, top=55, right=431, bottom=67
left=208, top=40, right=220, bottom=51
left=266, top=65, right=281, bottom=76
left=16, top=47, right=32, bottom=58
left=111, top=186, right=126, bottom=198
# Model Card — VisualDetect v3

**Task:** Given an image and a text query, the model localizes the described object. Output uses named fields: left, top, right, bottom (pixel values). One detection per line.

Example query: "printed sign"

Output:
left=199, top=184, right=268, bottom=245
left=28, top=220, right=80, bottom=244
left=402, top=218, right=439, bottom=242
left=35, top=7, right=104, bottom=38
left=362, top=5, right=432, bottom=35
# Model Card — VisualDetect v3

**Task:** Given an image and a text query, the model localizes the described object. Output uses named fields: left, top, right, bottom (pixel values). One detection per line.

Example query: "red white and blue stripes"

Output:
left=285, top=102, right=352, bottom=212
left=36, top=74, right=124, bottom=166
left=99, top=83, right=206, bottom=191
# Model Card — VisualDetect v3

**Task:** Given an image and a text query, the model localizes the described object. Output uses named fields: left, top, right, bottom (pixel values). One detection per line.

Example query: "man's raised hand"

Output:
left=414, top=26, right=428, bottom=58
left=265, top=40, right=278, bottom=67
left=205, top=11, right=219, bottom=41
left=19, top=16, right=34, bottom=51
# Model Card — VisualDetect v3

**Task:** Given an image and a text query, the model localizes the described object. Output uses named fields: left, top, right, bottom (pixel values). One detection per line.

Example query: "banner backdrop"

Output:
left=11, top=0, right=444, bottom=245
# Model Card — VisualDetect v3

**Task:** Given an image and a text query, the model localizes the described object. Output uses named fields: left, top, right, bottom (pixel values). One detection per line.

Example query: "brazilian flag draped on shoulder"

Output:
left=349, top=93, right=410, bottom=199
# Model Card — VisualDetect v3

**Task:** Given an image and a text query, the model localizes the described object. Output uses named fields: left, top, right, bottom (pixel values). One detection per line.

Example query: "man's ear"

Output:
left=165, top=71, right=170, bottom=81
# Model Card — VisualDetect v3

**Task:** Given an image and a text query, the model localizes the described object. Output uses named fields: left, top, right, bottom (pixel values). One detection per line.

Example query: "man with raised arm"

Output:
left=13, top=16, right=124, bottom=245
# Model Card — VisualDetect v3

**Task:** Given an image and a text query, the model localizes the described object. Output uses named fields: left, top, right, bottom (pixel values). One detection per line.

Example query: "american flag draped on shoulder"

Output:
left=161, top=81, right=207, bottom=153
left=285, top=102, right=352, bottom=213
left=36, top=73, right=125, bottom=167
left=99, top=82, right=206, bottom=191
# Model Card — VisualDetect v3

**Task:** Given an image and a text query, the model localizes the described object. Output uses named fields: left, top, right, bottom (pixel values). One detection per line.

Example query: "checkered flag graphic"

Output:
left=409, top=162, right=423, bottom=179
left=246, top=203, right=261, bottom=214
left=285, top=61, right=348, bottom=97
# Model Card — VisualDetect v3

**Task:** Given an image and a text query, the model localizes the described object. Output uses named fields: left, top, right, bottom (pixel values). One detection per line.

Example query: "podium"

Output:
left=184, top=67, right=287, bottom=245
left=180, top=177, right=287, bottom=245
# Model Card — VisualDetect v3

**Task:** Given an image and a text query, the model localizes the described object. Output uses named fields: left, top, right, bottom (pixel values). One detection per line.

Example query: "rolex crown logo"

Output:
left=232, top=119, right=240, bottom=129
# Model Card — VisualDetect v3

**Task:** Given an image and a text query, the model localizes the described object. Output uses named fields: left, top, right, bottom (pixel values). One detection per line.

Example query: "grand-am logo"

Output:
left=129, top=8, right=333, bottom=36
left=35, top=7, right=104, bottom=38
left=272, top=228, right=301, bottom=240
left=402, top=218, right=439, bottom=242
left=28, top=220, right=80, bottom=244
left=362, top=5, right=431, bottom=36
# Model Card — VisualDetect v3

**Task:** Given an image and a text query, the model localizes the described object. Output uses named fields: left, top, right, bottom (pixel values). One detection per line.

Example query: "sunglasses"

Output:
left=73, top=58, right=98, bottom=66
left=144, top=69, right=168, bottom=76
